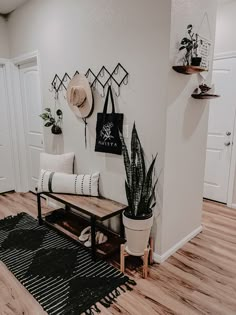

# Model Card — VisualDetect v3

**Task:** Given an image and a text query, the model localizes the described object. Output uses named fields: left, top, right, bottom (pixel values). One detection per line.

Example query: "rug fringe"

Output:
left=91, top=278, right=136, bottom=313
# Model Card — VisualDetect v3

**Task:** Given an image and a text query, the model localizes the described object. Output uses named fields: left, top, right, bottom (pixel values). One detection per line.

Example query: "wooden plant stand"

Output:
left=120, top=237, right=154, bottom=279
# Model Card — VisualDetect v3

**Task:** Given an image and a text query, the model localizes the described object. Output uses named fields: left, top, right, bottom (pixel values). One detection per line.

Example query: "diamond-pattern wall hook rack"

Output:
left=50, top=63, right=129, bottom=97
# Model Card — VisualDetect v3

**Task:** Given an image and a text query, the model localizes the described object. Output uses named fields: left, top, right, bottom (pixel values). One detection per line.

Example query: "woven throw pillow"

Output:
left=40, top=152, right=75, bottom=174
left=38, top=170, right=99, bottom=196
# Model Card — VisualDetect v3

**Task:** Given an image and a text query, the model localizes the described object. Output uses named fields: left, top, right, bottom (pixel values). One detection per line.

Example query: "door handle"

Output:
left=226, top=131, right=231, bottom=136
left=224, top=141, right=231, bottom=146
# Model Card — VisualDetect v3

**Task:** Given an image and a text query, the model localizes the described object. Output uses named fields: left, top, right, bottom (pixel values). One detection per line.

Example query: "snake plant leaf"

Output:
left=125, top=181, right=134, bottom=216
left=142, top=154, right=157, bottom=203
left=151, top=202, right=156, bottom=209
left=131, top=124, right=138, bottom=213
left=146, top=177, right=158, bottom=210
left=119, top=131, right=131, bottom=186
left=131, top=124, right=147, bottom=215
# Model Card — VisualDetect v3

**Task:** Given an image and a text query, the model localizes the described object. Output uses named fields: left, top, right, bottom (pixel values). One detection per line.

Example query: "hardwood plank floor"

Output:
left=0, top=192, right=236, bottom=315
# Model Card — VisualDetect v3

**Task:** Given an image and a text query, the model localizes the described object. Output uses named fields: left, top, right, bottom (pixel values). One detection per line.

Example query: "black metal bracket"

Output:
left=50, top=63, right=129, bottom=97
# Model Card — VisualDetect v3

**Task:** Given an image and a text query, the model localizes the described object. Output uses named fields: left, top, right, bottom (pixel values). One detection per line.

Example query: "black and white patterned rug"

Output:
left=0, top=213, right=136, bottom=315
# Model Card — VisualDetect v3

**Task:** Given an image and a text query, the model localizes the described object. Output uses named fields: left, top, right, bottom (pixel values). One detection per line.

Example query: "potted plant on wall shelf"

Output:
left=120, top=123, right=157, bottom=256
left=191, top=83, right=220, bottom=99
left=173, top=24, right=206, bottom=75
left=179, top=24, right=202, bottom=66
left=40, top=108, right=63, bottom=135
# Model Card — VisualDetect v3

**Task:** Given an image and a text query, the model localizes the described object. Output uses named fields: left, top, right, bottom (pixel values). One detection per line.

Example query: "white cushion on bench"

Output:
left=40, top=152, right=75, bottom=174
left=38, top=170, right=99, bottom=196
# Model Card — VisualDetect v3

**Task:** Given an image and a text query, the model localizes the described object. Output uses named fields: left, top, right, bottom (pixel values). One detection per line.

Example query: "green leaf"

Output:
left=146, top=178, right=158, bottom=210
left=141, top=154, right=158, bottom=208
left=131, top=124, right=138, bottom=213
left=40, top=113, right=49, bottom=120
left=181, top=38, right=190, bottom=45
left=44, top=122, right=53, bottom=127
left=44, top=108, right=51, bottom=112
left=56, top=109, right=62, bottom=116
left=131, top=123, right=146, bottom=215
left=119, top=131, right=131, bottom=186
left=125, top=181, right=134, bottom=216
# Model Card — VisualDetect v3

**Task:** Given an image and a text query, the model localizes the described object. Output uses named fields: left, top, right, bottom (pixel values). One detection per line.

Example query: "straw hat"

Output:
left=67, top=74, right=94, bottom=119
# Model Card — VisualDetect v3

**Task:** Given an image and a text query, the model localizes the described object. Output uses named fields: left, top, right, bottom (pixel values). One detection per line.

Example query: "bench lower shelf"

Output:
left=43, top=208, right=125, bottom=258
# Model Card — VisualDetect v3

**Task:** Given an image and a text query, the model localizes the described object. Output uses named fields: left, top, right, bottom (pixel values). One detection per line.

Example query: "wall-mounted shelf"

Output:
left=191, top=84, right=220, bottom=99
left=192, top=94, right=220, bottom=99
left=172, top=65, right=208, bottom=75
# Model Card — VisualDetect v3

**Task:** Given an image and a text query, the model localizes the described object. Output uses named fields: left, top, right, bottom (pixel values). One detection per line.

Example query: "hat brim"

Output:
left=67, top=74, right=94, bottom=119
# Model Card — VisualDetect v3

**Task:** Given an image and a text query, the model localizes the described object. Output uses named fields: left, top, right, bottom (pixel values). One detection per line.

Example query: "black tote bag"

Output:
left=95, top=86, right=123, bottom=155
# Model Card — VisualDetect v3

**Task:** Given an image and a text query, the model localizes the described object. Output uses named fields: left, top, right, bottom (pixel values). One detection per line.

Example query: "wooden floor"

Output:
left=0, top=193, right=236, bottom=315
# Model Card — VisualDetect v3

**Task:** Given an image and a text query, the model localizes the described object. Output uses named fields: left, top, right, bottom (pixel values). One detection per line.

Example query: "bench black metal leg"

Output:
left=120, top=212, right=125, bottom=238
left=65, top=204, right=71, bottom=212
left=91, top=216, right=96, bottom=261
left=37, top=193, right=43, bottom=225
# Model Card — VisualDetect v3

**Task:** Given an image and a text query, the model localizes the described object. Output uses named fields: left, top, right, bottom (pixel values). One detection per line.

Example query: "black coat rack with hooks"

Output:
left=49, top=63, right=129, bottom=97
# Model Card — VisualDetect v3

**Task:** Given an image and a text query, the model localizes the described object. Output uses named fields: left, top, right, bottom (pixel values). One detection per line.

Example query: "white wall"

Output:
left=7, top=0, right=171, bottom=246
left=215, top=0, right=236, bottom=55
left=160, top=0, right=217, bottom=255
left=214, top=0, right=236, bottom=205
left=0, top=17, right=9, bottom=58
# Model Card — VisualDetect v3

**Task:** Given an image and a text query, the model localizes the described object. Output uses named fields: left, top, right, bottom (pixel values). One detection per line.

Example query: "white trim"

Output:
left=227, top=105, right=236, bottom=208
left=10, top=50, right=44, bottom=192
left=0, top=59, right=19, bottom=192
left=214, top=51, right=236, bottom=60
left=0, top=58, right=9, bottom=64
left=210, top=53, right=236, bottom=209
left=5, top=61, right=22, bottom=191
left=10, top=60, right=29, bottom=191
left=231, top=203, right=236, bottom=210
left=11, top=50, right=39, bottom=66
left=153, top=226, right=202, bottom=264
left=0, top=51, right=44, bottom=192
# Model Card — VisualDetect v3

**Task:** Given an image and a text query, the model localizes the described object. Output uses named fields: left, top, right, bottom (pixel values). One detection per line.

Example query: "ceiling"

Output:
left=0, top=0, right=28, bottom=14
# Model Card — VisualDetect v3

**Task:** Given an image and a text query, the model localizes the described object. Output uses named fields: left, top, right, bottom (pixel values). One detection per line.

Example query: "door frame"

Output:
left=0, top=58, right=19, bottom=192
left=214, top=51, right=236, bottom=208
left=11, top=50, right=44, bottom=192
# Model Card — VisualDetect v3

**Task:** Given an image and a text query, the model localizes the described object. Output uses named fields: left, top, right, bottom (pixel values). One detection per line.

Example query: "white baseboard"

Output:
left=153, top=225, right=203, bottom=264
left=231, top=203, right=236, bottom=210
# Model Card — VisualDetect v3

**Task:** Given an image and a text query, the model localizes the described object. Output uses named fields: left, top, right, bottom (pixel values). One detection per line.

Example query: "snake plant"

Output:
left=120, top=123, right=157, bottom=219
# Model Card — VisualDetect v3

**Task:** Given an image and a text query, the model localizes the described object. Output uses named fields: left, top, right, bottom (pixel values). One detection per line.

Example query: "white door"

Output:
left=204, top=58, right=236, bottom=203
left=0, top=65, right=14, bottom=193
left=20, top=65, right=44, bottom=192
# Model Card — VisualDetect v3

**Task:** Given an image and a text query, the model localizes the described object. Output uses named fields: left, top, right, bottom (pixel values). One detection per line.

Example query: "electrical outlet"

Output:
left=123, top=125, right=129, bottom=139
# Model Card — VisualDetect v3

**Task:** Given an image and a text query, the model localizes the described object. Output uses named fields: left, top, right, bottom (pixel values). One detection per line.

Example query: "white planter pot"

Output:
left=123, top=211, right=153, bottom=256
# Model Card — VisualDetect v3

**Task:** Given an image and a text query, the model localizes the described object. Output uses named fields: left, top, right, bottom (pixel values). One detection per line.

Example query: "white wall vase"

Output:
left=123, top=211, right=154, bottom=256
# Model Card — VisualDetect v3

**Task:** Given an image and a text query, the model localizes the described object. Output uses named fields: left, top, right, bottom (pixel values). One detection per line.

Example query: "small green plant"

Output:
left=179, top=24, right=202, bottom=66
left=120, top=123, right=157, bottom=219
left=40, top=108, right=63, bottom=135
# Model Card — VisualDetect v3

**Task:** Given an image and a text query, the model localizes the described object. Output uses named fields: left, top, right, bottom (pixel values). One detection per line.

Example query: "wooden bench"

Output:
left=37, top=192, right=127, bottom=260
